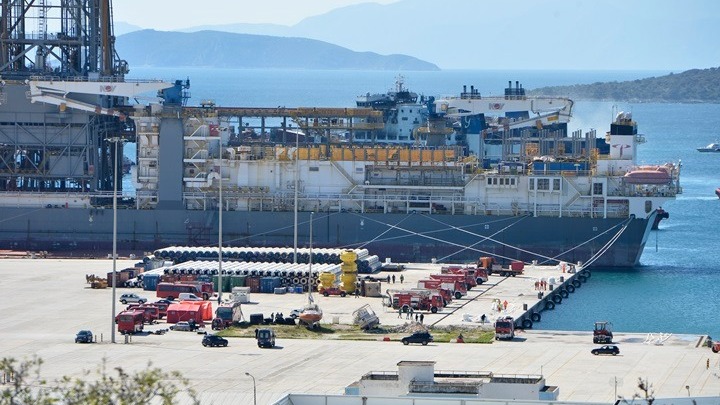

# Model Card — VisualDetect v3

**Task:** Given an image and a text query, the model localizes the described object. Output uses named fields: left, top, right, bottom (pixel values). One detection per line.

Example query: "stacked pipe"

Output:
left=137, top=260, right=342, bottom=292
left=152, top=246, right=370, bottom=266
left=357, top=255, right=382, bottom=274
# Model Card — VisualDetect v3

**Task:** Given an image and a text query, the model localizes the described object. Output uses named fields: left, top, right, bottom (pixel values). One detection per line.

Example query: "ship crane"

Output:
left=27, top=79, right=174, bottom=119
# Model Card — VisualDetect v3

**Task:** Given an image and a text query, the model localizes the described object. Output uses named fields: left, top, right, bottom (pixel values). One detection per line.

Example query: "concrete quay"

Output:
left=1, top=258, right=718, bottom=404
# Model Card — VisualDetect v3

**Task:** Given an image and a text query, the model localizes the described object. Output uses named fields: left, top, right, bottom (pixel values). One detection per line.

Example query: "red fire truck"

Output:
left=494, top=316, right=515, bottom=340
left=428, top=274, right=468, bottom=298
left=389, top=290, right=444, bottom=313
left=440, top=266, right=477, bottom=287
left=117, top=310, right=145, bottom=334
left=416, top=280, right=454, bottom=304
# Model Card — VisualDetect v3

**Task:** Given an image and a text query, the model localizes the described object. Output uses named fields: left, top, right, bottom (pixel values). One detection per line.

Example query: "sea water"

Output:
left=127, top=68, right=720, bottom=338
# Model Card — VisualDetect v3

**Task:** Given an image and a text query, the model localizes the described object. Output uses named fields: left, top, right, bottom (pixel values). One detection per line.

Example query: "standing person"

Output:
left=400, top=274, right=404, bottom=284
left=392, top=275, right=396, bottom=284
left=415, top=313, right=418, bottom=322
left=420, top=313, right=424, bottom=324
left=398, top=308, right=402, bottom=318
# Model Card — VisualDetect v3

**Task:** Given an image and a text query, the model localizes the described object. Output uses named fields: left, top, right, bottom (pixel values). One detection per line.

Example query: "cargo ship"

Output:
left=0, top=2, right=681, bottom=267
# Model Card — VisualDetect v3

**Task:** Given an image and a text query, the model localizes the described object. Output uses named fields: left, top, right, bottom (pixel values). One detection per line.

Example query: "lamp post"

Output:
left=217, top=138, right=223, bottom=303
left=109, top=137, right=122, bottom=344
left=245, top=372, right=256, bottom=405
left=293, top=132, right=299, bottom=264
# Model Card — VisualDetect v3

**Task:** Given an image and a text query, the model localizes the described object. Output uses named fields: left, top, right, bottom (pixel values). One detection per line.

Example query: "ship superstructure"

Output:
left=0, top=2, right=681, bottom=267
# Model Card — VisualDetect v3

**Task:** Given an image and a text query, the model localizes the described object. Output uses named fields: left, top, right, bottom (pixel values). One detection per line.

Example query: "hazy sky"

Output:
left=113, top=0, right=398, bottom=30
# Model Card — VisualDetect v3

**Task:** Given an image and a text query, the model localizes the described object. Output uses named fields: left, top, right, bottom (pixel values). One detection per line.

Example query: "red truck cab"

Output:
left=428, top=274, right=468, bottom=298
left=117, top=310, right=144, bottom=334
left=495, top=316, right=515, bottom=340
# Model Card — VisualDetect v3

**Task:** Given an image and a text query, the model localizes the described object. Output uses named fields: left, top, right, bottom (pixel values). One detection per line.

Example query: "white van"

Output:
left=179, top=293, right=202, bottom=301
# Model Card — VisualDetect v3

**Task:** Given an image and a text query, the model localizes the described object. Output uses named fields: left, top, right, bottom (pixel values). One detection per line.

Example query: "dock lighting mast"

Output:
left=109, top=137, right=122, bottom=344
left=293, top=133, right=299, bottom=263
left=218, top=146, right=223, bottom=303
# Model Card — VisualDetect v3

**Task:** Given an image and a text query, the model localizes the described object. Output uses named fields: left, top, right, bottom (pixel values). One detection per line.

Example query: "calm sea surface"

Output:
left=128, top=68, right=720, bottom=338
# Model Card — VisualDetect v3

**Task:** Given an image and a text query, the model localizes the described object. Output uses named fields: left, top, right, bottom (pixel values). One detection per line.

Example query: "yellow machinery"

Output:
left=316, top=250, right=358, bottom=294
left=340, top=250, right=358, bottom=293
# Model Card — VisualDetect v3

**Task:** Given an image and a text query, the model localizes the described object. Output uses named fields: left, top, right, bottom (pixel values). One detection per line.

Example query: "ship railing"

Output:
left=29, top=75, right=167, bottom=84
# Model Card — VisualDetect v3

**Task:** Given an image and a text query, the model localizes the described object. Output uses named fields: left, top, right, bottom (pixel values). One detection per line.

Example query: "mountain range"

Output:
left=116, top=0, right=720, bottom=71
left=115, top=30, right=439, bottom=71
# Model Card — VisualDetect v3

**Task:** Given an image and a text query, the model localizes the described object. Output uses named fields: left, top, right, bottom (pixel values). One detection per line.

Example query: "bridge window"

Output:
left=593, top=182, right=604, bottom=195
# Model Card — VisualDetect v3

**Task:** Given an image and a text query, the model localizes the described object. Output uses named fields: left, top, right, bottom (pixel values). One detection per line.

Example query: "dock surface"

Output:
left=1, top=258, right=718, bottom=404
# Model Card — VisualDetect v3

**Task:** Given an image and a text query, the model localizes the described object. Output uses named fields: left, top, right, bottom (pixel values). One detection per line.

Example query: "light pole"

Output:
left=686, top=385, right=690, bottom=397
left=109, top=137, right=122, bottom=344
left=245, top=372, right=256, bottom=405
left=218, top=146, right=223, bottom=304
left=293, top=132, right=299, bottom=264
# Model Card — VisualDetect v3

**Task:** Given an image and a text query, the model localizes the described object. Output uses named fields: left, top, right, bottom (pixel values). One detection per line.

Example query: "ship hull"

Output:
left=0, top=207, right=655, bottom=268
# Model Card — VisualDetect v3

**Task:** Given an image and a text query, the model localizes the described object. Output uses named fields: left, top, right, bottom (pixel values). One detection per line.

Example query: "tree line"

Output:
left=528, top=67, right=720, bottom=103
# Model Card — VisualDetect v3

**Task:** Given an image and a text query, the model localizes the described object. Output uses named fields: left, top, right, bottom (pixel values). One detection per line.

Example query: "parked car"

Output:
left=202, top=334, right=228, bottom=347
left=401, top=331, right=433, bottom=346
left=321, top=287, right=346, bottom=297
left=256, top=328, right=276, bottom=348
left=170, top=321, right=194, bottom=332
left=119, top=293, right=146, bottom=304
left=591, top=345, right=620, bottom=355
left=75, top=330, right=94, bottom=343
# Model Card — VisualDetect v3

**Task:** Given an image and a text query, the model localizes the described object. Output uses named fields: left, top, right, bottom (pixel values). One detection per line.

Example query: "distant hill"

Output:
left=115, top=30, right=439, bottom=71
left=527, top=67, right=720, bottom=103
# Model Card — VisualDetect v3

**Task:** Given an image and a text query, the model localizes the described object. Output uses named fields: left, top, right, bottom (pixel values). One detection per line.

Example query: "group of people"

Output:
left=534, top=279, right=549, bottom=290
left=397, top=308, right=424, bottom=323
left=386, top=274, right=404, bottom=284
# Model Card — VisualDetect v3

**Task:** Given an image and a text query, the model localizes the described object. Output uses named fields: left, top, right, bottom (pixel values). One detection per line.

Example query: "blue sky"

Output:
left=113, top=0, right=398, bottom=30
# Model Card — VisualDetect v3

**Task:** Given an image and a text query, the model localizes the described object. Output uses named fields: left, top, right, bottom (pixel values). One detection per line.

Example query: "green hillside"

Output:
left=528, top=67, right=720, bottom=103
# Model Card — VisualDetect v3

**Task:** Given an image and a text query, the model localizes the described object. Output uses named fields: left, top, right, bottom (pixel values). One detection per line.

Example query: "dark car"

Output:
left=256, top=328, right=276, bottom=348
left=202, top=334, right=228, bottom=347
left=401, top=331, right=433, bottom=346
left=591, top=345, right=620, bottom=355
left=75, top=330, right=94, bottom=343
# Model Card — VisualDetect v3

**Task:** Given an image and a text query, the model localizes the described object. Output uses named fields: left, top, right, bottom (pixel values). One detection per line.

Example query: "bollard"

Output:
left=549, top=284, right=554, bottom=291
left=559, top=276, right=564, bottom=283
left=523, top=303, right=528, bottom=310
left=100, top=333, right=103, bottom=342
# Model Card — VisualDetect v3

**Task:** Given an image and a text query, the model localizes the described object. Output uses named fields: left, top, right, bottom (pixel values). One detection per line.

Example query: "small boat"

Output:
left=715, top=188, right=720, bottom=199
left=623, top=165, right=672, bottom=184
left=298, top=301, right=323, bottom=326
left=697, top=143, right=720, bottom=152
